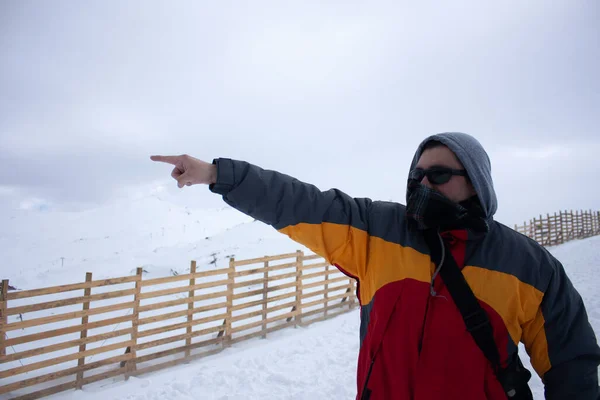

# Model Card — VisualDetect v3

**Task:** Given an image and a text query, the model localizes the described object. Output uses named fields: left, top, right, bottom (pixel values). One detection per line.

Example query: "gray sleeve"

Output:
left=208, top=158, right=373, bottom=280
left=540, top=256, right=600, bottom=399
left=208, top=158, right=371, bottom=230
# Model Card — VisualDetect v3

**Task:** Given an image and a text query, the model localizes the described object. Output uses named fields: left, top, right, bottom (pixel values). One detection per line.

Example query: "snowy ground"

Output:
left=47, top=235, right=600, bottom=400
left=1, top=187, right=599, bottom=399
left=59, top=311, right=360, bottom=400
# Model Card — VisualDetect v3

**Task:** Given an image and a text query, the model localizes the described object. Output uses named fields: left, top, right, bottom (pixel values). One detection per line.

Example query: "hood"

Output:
left=407, top=132, right=497, bottom=219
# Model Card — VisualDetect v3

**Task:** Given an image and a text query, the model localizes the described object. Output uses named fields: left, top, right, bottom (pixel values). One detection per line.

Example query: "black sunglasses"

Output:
left=409, top=167, right=468, bottom=185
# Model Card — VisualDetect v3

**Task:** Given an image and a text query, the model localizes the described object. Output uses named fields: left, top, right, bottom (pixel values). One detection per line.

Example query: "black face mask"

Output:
left=406, top=180, right=487, bottom=232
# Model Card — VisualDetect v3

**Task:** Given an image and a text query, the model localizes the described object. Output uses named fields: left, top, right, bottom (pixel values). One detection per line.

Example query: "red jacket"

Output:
left=209, top=157, right=600, bottom=399
left=348, top=230, right=508, bottom=399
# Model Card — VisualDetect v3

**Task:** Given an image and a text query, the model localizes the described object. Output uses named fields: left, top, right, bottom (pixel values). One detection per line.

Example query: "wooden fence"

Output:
left=513, top=209, right=600, bottom=247
left=0, top=251, right=357, bottom=399
left=1, top=209, right=599, bottom=399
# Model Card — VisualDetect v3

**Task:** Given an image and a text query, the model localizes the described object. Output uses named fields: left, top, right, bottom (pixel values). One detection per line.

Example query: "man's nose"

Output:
left=421, top=176, right=433, bottom=188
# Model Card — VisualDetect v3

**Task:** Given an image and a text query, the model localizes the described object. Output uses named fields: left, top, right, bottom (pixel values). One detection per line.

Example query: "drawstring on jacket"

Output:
left=430, top=229, right=446, bottom=297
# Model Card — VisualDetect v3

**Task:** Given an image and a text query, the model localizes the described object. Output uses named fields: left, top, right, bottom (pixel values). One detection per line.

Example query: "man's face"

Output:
left=414, top=145, right=476, bottom=203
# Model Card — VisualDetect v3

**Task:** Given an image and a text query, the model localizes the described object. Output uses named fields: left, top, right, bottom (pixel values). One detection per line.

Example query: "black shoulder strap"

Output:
left=423, top=230, right=533, bottom=399
left=435, top=238, right=501, bottom=369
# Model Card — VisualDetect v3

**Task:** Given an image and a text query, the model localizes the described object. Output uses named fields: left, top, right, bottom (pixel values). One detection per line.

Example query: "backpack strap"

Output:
left=432, top=233, right=501, bottom=369
left=423, top=230, right=533, bottom=399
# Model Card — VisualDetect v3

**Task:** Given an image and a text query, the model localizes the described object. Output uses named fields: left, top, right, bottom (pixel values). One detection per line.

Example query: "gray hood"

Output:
left=408, top=132, right=497, bottom=219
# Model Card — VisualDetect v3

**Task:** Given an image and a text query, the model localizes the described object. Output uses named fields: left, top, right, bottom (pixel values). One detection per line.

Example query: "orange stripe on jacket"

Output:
left=279, top=222, right=431, bottom=304
left=463, top=266, right=550, bottom=375
left=280, top=221, right=552, bottom=376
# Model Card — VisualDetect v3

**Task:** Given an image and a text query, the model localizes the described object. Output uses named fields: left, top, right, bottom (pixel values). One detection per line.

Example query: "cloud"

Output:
left=502, top=145, right=572, bottom=160
left=19, top=197, right=51, bottom=211
left=0, top=185, right=18, bottom=197
left=0, top=1, right=598, bottom=228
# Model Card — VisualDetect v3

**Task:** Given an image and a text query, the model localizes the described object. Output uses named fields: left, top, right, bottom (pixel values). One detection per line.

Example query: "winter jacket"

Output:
left=208, top=133, right=600, bottom=399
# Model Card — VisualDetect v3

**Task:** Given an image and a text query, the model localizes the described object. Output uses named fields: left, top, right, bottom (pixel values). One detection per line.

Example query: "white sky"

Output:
left=1, top=0, right=599, bottom=226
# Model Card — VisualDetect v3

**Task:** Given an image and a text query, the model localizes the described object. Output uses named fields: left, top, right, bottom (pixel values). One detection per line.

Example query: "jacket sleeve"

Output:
left=208, top=158, right=372, bottom=282
left=521, top=252, right=600, bottom=399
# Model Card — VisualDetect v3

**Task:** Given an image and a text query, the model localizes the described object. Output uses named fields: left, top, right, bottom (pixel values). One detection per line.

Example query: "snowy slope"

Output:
left=51, top=237, right=600, bottom=399
left=0, top=185, right=312, bottom=291
left=43, top=237, right=600, bottom=400
left=1, top=185, right=323, bottom=399
left=61, top=310, right=361, bottom=400
left=1, top=187, right=599, bottom=399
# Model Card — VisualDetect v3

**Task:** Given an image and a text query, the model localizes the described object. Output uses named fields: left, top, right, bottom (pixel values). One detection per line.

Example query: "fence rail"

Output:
left=1, top=209, right=598, bottom=399
left=0, top=251, right=357, bottom=399
left=513, top=209, right=600, bottom=246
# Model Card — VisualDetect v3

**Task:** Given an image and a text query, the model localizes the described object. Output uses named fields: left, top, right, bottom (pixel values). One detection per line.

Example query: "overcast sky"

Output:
left=1, top=1, right=599, bottom=226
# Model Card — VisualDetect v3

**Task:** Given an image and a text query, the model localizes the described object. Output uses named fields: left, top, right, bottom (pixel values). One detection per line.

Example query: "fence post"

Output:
left=76, top=272, right=93, bottom=390
left=559, top=211, right=563, bottom=243
left=349, top=278, right=356, bottom=309
left=552, top=212, right=558, bottom=244
left=324, top=264, right=330, bottom=318
left=125, top=268, right=143, bottom=380
left=262, top=258, right=268, bottom=339
left=586, top=210, right=591, bottom=235
left=539, top=214, right=544, bottom=245
left=546, top=213, right=551, bottom=246
left=295, top=251, right=303, bottom=327
left=530, top=219, right=534, bottom=238
left=225, top=258, right=234, bottom=347
left=560, top=212, right=563, bottom=241
left=558, top=211, right=564, bottom=244
left=568, top=210, right=573, bottom=240
left=185, top=261, right=196, bottom=358
left=0, top=279, right=8, bottom=357
left=551, top=213, right=556, bottom=243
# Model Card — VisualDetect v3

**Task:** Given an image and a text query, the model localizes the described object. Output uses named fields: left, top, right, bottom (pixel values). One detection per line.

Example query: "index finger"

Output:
left=150, top=155, right=180, bottom=165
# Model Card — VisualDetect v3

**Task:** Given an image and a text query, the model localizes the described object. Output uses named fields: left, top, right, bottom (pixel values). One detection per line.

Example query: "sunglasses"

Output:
left=409, top=167, right=468, bottom=185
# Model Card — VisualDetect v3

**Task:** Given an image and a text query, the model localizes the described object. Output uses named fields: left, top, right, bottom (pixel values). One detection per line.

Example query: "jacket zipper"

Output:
left=419, top=231, right=446, bottom=354
left=360, top=352, right=378, bottom=400
left=358, top=296, right=401, bottom=399
left=418, top=296, right=432, bottom=354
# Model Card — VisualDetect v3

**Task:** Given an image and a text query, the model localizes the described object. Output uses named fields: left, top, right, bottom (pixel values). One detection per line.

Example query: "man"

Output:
left=151, top=132, right=600, bottom=399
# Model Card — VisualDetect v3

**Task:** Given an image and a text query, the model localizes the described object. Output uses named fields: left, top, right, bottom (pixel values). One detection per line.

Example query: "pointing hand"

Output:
left=150, top=154, right=217, bottom=188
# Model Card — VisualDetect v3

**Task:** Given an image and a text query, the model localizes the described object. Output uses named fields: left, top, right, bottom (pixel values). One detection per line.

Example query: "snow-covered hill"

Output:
left=0, top=185, right=313, bottom=291
left=51, top=235, right=600, bottom=400
left=1, top=185, right=599, bottom=399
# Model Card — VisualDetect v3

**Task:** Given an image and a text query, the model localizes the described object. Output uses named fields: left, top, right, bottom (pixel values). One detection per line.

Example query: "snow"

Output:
left=1, top=186, right=599, bottom=399
left=59, top=311, right=360, bottom=400
left=63, top=236, right=600, bottom=400
left=0, top=185, right=341, bottom=399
